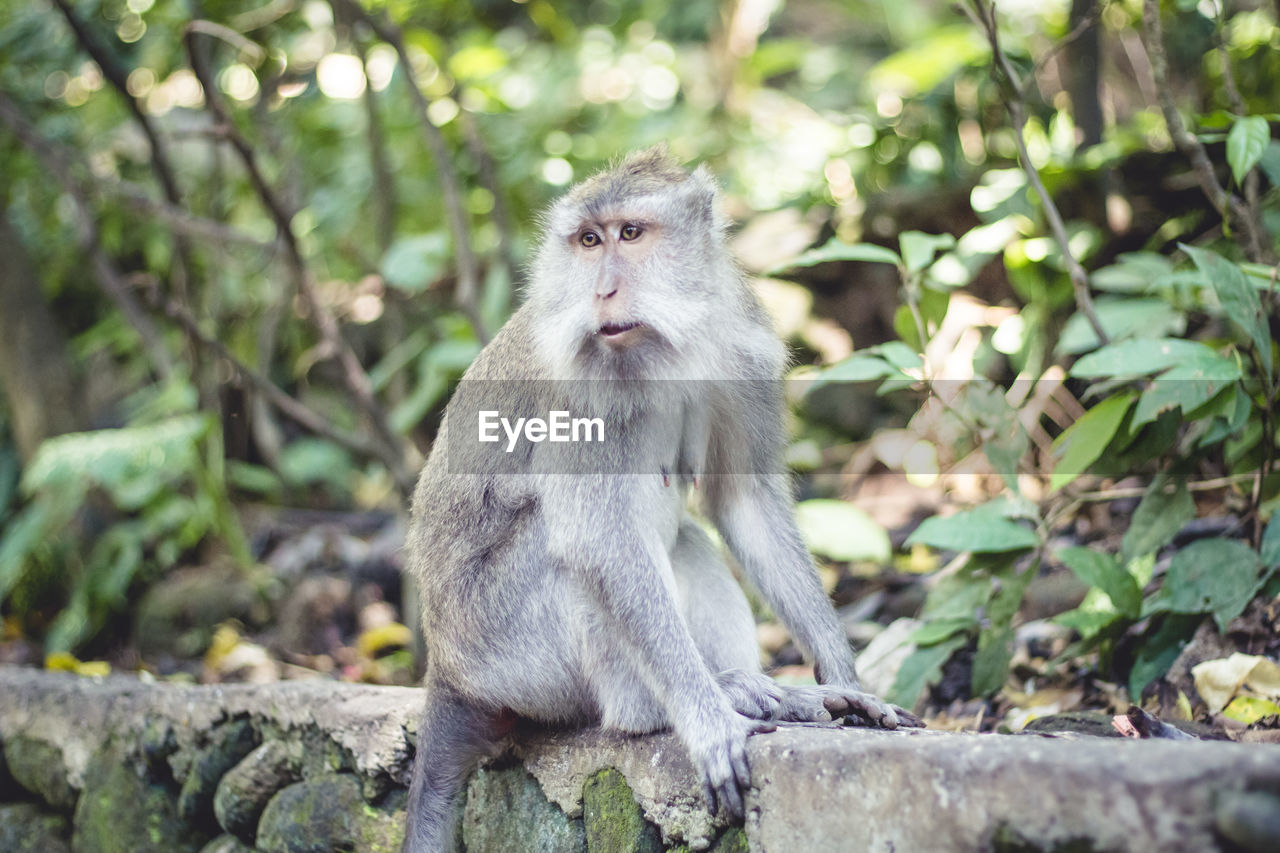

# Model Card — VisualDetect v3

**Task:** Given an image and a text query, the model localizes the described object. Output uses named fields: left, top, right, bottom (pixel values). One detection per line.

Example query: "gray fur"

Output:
left=403, top=150, right=912, bottom=852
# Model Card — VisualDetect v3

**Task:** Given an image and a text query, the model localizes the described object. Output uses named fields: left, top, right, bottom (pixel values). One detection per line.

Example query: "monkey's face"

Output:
left=531, top=180, right=726, bottom=379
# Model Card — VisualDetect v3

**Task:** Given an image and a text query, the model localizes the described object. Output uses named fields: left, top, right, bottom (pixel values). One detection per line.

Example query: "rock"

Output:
left=463, top=765, right=586, bottom=853
left=0, top=802, right=71, bottom=852
left=177, top=719, right=259, bottom=829
left=582, top=767, right=662, bottom=853
left=214, top=739, right=302, bottom=841
left=133, top=563, right=266, bottom=661
left=72, top=754, right=208, bottom=853
left=198, top=834, right=256, bottom=853
left=256, top=773, right=403, bottom=853
left=1215, top=790, right=1280, bottom=853
left=3, top=735, right=77, bottom=811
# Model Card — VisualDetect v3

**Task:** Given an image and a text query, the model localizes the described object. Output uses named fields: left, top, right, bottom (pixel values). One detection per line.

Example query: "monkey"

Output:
left=403, top=148, right=920, bottom=852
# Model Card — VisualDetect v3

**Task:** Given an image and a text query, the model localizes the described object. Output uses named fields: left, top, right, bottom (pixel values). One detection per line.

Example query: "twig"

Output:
left=1138, top=0, right=1271, bottom=263
left=156, top=297, right=401, bottom=472
left=1211, top=6, right=1266, bottom=262
left=966, top=0, right=1110, bottom=347
left=334, top=0, right=489, bottom=342
left=184, top=24, right=414, bottom=493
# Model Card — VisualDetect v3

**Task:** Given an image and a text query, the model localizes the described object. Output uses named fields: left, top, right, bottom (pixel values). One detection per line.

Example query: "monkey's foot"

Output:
left=715, top=669, right=783, bottom=720
left=685, top=711, right=776, bottom=820
left=778, top=685, right=923, bottom=728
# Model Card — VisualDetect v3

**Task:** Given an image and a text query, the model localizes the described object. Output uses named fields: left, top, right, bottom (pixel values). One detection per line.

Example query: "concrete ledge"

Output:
left=2, top=667, right=1279, bottom=852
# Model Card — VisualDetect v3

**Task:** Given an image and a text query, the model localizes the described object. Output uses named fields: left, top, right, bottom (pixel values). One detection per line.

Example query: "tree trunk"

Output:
left=0, top=202, right=85, bottom=463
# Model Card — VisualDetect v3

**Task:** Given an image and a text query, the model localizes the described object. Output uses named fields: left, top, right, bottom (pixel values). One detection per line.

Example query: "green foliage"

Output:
left=0, top=409, right=248, bottom=652
left=794, top=499, right=891, bottom=564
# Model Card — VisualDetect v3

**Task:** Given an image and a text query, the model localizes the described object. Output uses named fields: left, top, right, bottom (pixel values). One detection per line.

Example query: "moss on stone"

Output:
left=0, top=802, right=71, bottom=852
left=582, top=767, right=663, bottom=853
left=3, top=735, right=77, bottom=811
left=255, top=773, right=403, bottom=853
left=177, top=719, right=259, bottom=828
left=708, top=826, right=749, bottom=853
left=72, top=753, right=207, bottom=853
left=463, top=765, right=586, bottom=853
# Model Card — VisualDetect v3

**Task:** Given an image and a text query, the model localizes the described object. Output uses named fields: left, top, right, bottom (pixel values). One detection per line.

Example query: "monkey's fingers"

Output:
left=823, top=691, right=900, bottom=729
left=889, top=705, right=925, bottom=728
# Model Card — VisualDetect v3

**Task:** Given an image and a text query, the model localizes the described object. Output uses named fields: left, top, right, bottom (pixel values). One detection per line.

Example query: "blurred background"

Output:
left=1, top=0, right=1277, bottom=734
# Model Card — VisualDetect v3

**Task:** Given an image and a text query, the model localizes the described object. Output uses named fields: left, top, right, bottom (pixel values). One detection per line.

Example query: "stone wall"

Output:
left=2, top=667, right=1280, bottom=852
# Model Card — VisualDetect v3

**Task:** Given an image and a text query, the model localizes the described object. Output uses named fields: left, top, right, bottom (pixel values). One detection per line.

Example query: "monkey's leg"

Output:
left=405, top=684, right=509, bottom=853
left=671, top=520, right=782, bottom=721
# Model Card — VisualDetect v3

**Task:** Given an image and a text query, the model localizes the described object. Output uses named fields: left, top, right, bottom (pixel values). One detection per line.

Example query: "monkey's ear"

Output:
left=684, top=165, right=722, bottom=229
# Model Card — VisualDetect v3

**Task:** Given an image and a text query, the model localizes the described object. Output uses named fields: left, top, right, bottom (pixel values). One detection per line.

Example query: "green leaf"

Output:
left=866, top=25, right=990, bottom=96
left=1049, top=392, right=1135, bottom=491
left=1183, top=245, right=1271, bottom=378
left=1057, top=547, right=1141, bottom=619
left=1160, top=538, right=1264, bottom=631
left=1131, top=360, right=1240, bottom=428
left=1056, top=298, right=1183, bottom=356
left=1226, top=116, right=1270, bottom=185
left=1128, top=614, right=1201, bottom=699
left=886, top=633, right=968, bottom=710
left=771, top=238, right=900, bottom=274
left=899, top=231, right=956, bottom=273
left=905, top=505, right=1038, bottom=553
left=380, top=233, right=451, bottom=293
left=910, top=617, right=975, bottom=645
left=795, top=499, right=892, bottom=563
left=1262, top=516, right=1280, bottom=569
left=921, top=570, right=995, bottom=620
left=971, top=625, right=1014, bottom=697
left=1056, top=587, right=1123, bottom=640
left=1122, top=475, right=1195, bottom=562
left=1070, top=338, right=1235, bottom=380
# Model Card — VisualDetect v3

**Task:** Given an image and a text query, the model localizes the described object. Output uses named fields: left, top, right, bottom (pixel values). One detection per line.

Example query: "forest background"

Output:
left=1, top=0, right=1278, bottom=733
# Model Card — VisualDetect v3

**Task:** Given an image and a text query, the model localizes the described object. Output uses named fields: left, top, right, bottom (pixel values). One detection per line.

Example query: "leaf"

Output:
left=1183, top=244, right=1271, bottom=378
left=1056, top=587, right=1123, bottom=640
left=899, top=231, right=956, bottom=273
left=771, top=238, right=900, bottom=274
left=921, top=570, right=995, bottom=620
left=1055, top=298, right=1183, bottom=356
left=866, top=25, right=989, bottom=96
left=1160, top=538, right=1264, bottom=631
left=885, top=633, right=968, bottom=710
left=1226, top=115, right=1270, bottom=185
left=905, top=505, right=1038, bottom=553
left=971, top=625, right=1014, bottom=697
left=795, top=499, right=892, bottom=563
left=1128, top=614, right=1201, bottom=699
left=910, top=617, right=975, bottom=645
left=1049, top=392, right=1135, bottom=491
left=1122, top=475, right=1195, bottom=562
left=1057, top=547, right=1141, bottom=619
left=1131, top=361, right=1240, bottom=428
left=380, top=233, right=451, bottom=293
left=1069, top=338, right=1235, bottom=380
left=1262, top=516, right=1280, bottom=569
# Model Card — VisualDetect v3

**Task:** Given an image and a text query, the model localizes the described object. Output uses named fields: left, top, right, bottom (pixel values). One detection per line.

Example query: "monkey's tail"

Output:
left=404, top=685, right=505, bottom=853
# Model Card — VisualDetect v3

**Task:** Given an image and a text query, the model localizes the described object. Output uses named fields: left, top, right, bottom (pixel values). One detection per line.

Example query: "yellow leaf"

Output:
left=1223, top=695, right=1280, bottom=725
left=204, top=623, right=242, bottom=670
left=357, top=622, right=412, bottom=658
left=1192, top=653, right=1280, bottom=715
left=45, top=651, right=80, bottom=672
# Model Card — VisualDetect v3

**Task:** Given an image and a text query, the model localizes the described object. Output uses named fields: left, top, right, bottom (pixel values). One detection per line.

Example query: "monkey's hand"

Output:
left=682, top=710, right=776, bottom=819
left=715, top=669, right=783, bottom=721
left=777, top=685, right=923, bottom=728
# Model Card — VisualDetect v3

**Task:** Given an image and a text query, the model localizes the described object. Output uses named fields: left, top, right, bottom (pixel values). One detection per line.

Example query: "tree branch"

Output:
left=184, top=24, right=414, bottom=493
left=966, top=0, right=1109, bottom=346
left=1139, top=0, right=1271, bottom=263
left=333, top=0, right=490, bottom=342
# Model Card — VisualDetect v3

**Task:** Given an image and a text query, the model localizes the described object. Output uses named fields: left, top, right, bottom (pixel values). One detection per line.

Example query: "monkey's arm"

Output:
left=540, top=476, right=772, bottom=816
left=708, top=471, right=917, bottom=729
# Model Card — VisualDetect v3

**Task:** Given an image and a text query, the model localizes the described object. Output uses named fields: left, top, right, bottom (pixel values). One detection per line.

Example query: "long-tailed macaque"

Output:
left=403, top=149, right=918, bottom=851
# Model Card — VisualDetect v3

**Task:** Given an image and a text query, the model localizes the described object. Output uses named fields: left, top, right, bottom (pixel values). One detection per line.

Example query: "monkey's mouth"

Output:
left=597, top=322, right=642, bottom=338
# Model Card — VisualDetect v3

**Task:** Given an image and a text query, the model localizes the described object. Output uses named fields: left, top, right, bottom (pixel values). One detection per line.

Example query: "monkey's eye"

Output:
left=619, top=224, right=643, bottom=242
left=579, top=230, right=601, bottom=248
